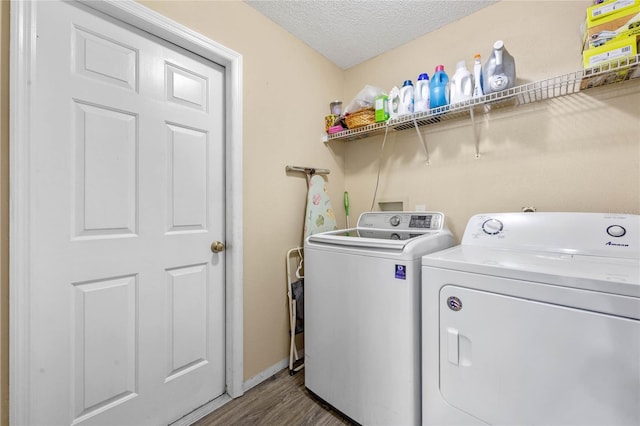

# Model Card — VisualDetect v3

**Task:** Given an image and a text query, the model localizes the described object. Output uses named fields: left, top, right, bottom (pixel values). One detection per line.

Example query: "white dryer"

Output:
left=304, top=212, right=454, bottom=425
left=421, top=212, right=640, bottom=426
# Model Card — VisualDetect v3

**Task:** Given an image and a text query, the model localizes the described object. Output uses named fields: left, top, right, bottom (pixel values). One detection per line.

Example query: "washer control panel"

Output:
left=358, top=211, right=444, bottom=231
left=462, top=212, right=639, bottom=258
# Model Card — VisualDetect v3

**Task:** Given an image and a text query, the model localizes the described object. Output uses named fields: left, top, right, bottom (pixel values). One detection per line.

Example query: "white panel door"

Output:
left=29, top=1, right=226, bottom=424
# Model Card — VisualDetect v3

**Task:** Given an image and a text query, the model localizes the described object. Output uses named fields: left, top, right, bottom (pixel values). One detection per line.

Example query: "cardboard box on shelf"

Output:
left=583, top=36, right=638, bottom=68
left=587, top=0, right=640, bottom=26
left=587, top=25, right=640, bottom=52
left=583, top=9, right=640, bottom=51
left=580, top=41, right=640, bottom=90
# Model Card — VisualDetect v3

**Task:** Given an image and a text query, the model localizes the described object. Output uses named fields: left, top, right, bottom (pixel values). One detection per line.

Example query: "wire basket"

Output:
left=345, top=108, right=376, bottom=129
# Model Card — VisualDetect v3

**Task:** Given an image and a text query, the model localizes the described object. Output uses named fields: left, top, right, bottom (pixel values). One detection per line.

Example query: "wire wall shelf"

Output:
left=326, top=54, right=640, bottom=143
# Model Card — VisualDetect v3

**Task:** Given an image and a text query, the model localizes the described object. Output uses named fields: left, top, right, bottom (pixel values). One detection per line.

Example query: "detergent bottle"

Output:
left=398, top=80, right=414, bottom=116
left=429, top=65, right=450, bottom=109
left=450, top=60, right=473, bottom=104
left=414, top=73, right=430, bottom=113
left=472, top=54, right=484, bottom=98
left=483, top=40, right=516, bottom=94
left=387, top=86, right=400, bottom=119
left=374, top=93, right=389, bottom=122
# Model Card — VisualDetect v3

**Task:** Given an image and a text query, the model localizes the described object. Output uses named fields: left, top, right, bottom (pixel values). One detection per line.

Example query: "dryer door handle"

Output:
left=447, top=328, right=459, bottom=365
left=446, top=327, right=473, bottom=367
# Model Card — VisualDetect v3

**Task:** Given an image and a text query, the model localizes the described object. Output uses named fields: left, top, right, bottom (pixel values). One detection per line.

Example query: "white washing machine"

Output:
left=304, top=211, right=454, bottom=425
left=421, top=212, right=640, bottom=426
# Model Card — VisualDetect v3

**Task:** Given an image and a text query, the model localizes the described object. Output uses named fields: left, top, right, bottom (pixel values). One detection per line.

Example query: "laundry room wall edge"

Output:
left=341, top=0, right=640, bottom=240
left=0, top=1, right=10, bottom=424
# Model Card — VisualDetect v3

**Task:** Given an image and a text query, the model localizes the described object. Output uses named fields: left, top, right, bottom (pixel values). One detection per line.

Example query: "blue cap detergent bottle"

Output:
left=429, top=65, right=449, bottom=109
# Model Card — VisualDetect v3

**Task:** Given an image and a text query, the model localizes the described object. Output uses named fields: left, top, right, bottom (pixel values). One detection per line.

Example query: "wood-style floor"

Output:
left=194, top=368, right=356, bottom=425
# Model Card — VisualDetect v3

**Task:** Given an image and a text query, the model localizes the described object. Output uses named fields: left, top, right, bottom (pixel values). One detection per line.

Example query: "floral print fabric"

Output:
left=304, top=174, right=338, bottom=238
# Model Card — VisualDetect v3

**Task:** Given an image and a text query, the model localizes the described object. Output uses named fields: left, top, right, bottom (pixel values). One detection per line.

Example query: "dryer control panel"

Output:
left=358, top=211, right=444, bottom=231
left=461, top=212, right=639, bottom=259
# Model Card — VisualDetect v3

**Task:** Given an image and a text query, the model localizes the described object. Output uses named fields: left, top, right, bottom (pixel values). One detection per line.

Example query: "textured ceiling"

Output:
left=244, top=0, right=497, bottom=69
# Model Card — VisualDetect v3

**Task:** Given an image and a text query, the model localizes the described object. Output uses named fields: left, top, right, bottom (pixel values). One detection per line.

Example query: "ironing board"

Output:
left=304, top=174, right=338, bottom=238
left=286, top=168, right=338, bottom=375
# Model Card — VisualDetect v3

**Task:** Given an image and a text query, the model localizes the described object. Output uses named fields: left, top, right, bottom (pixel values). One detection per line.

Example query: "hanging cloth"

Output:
left=304, top=174, right=338, bottom=238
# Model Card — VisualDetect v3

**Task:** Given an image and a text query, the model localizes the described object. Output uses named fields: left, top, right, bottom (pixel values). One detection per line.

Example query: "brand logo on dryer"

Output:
left=447, top=296, right=463, bottom=311
left=606, top=241, right=630, bottom=247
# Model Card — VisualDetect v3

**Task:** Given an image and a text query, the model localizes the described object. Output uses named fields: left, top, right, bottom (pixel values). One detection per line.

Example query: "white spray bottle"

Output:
left=472, top=54, right=484, bottom=98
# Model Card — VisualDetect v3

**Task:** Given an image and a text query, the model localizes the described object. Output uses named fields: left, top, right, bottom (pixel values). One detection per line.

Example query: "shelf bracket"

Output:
left=470, top=106, right=480, bottom=158
left=413, top=117, right=430, bottom=164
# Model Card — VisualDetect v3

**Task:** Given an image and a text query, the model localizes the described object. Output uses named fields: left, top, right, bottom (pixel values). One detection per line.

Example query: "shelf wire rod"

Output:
left=369, top=121, right=392, bottom=211
left=412, top=116, right=430, bottom=164
left=470, top=106, right=480, bottom=158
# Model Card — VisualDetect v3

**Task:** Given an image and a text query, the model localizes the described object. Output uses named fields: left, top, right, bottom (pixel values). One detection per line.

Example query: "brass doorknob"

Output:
left=211, top=241, right=225, bottom=253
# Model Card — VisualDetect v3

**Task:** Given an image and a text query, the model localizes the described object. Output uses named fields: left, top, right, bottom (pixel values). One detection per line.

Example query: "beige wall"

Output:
left=341, top=0, right=640, bottom=240
left=2, top=0, right=640, bottom=424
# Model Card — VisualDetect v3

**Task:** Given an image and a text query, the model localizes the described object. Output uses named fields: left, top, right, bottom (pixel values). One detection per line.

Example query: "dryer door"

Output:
left=439, top=285, right=640, bottom=426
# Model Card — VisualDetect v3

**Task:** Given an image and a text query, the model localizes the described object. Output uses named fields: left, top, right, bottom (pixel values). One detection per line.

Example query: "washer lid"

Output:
left=422, top=245, right=640, bottom=298
left=308, top=228, right=437, bottom=250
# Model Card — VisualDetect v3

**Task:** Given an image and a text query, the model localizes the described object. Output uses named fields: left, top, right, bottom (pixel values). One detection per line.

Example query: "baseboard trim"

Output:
left=170, top=357, right=292, bottom=425
left=243, top=357, right=290, bottom=392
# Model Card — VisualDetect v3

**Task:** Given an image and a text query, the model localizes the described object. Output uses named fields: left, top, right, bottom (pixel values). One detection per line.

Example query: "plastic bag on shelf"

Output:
left=344, top=85, right=385, bottom=114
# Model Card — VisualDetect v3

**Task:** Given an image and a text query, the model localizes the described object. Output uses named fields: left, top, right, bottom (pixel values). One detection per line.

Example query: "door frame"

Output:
left=9, top=0, right=244, bottom=423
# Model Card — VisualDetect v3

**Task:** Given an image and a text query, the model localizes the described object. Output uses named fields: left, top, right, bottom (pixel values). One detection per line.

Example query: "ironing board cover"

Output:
left=304, top=174, right=338, bottom=238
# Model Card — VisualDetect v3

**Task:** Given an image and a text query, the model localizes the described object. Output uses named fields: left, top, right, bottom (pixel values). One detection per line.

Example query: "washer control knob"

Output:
left=607, top=225, right=626, bottom=237
left=482, top=218, right=504, bottom=235
left=390, top=215, right=401, bottom=227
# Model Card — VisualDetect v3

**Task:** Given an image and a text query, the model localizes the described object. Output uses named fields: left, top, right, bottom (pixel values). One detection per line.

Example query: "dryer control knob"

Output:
left=390, top=215, right=401, bottom=227
left=482, top=218, right=504, bottom=235
left=607, top=225, right=626, bottom=237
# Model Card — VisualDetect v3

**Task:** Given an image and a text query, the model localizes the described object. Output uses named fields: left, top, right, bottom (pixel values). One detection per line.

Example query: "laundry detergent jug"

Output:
left=483, top=40, right=516, bottom=94
left=387, top=86, right=400, bottom=119
left=398, top=80, right=414, bottom=116
left=450, top=60, right=473, bottom=104
left=414, top=73, right=430, bottom=113
left=429, top=65, right=449, bottom=109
